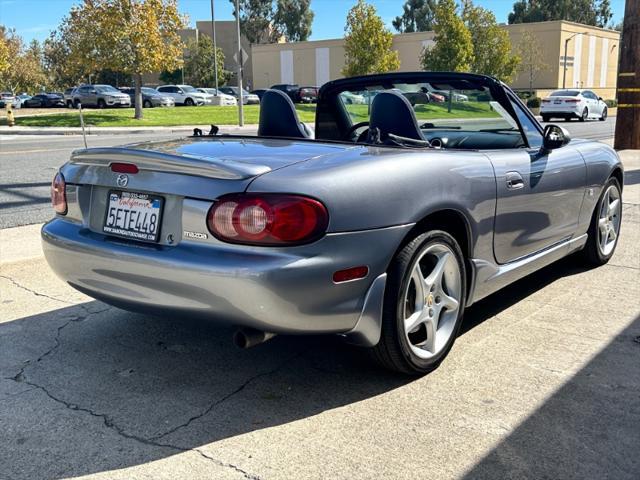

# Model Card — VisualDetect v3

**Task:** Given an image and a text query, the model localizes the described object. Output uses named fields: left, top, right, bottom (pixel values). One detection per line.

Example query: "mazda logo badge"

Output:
left=116, top=174, right=129, bottom=188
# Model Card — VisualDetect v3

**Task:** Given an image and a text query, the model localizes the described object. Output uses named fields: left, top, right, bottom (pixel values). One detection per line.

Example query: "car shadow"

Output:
left=0, top=255, right=613, bottom=479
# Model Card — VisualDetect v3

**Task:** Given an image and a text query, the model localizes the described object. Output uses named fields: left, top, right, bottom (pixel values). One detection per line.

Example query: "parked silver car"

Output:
left=218, top=86, right=260, bottom=105
left=196, top=88, right=237, bottom=106
left=156, top=85, right=208, bottom=106
left=119, top=87, right=175, bottom=108
left=42, top=72, right=623, bottom=374
left=72, top=84, right=131, bottom=108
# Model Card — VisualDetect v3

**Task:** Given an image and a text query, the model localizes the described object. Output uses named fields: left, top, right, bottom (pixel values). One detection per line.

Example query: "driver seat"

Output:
left=369, top=90, right=426, bottom=142
left=258, top=89, right=311, bottom=139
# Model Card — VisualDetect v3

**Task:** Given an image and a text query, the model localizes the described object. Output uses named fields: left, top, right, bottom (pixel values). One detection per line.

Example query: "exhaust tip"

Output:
left=233, top=328, right=276, bottom=349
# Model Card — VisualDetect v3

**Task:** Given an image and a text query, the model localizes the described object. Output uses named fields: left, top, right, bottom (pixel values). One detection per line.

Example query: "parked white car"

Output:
left=196, top=88, right=238, bottom=106
left=541, top=89, right=608, bottom=122
left=156, top=85, right=208, bottom=106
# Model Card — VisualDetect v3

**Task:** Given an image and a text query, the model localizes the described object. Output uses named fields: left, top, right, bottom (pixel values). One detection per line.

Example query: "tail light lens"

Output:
left=51, top=172, right=67, bottom=215
left=564, top=99, right=580, bottom=103
left=542, top=99, right=551, bottom=103
left=207, top=193, right=329, bottom=246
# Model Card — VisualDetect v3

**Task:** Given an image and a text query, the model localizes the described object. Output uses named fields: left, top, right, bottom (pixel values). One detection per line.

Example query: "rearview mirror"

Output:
left=542, top=124, right=571, bottom=151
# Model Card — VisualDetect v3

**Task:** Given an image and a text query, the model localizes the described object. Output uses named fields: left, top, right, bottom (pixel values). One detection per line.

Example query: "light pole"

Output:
left=210, top=0, right=219, bottom=92
left=235, top=0, right=244, bottom=126
left=562, top=32, right=584, bottom=89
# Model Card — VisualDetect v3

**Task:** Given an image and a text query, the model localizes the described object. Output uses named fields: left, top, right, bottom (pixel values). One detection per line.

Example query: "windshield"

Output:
left=339, top=82, right=514, bottom=133
left=550, top=90, right=580, bottom=97
left=181, top=86, right=197, bottom=93
left=95, top=85, right=120, bottom=93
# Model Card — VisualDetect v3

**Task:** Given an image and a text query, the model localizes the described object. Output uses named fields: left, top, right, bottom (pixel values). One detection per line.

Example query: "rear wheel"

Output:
left=579, top=107, right=588, bottom=122
left=600, top=107, right=608, bottom=121
left=371, top=230, right=466, bottom=375
left=143, top=99, right=152, bottom=108
left=581, top=177, right=622, bottom=266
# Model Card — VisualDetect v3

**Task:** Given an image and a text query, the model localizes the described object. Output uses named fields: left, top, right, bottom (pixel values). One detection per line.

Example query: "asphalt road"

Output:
left=0, top=118, right=617, bottom=230
left=0, top=150, right=638, bottom=479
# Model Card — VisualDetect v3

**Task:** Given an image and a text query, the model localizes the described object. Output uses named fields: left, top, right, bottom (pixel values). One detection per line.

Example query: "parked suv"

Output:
left=72, top=84, right=131, bottom=108
left=218, top=86, right=260, bottom=105
left=270, top=84, right=300, bottom=102
left=156, top=85, right=207, bottom=106
left=119, top=87, right=175, bottom=108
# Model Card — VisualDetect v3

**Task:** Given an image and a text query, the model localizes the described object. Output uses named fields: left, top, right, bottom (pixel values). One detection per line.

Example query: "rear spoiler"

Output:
left=70, top=147, right=271, bottom=180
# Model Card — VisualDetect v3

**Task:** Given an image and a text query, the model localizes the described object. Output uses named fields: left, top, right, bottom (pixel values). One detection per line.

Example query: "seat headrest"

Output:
left=258, top=89, right=310, bottom=139
left=369, top=91, right=425, bottom=142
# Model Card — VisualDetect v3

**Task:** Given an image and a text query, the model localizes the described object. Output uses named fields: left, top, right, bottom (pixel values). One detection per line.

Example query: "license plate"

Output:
left=103, top=191, right=163, bottom=242
left=554, top=100, right=562, bottom=104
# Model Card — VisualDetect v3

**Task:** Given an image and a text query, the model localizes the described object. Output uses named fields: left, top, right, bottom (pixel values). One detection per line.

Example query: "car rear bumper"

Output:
left=42, top=219, right=411, bottom=336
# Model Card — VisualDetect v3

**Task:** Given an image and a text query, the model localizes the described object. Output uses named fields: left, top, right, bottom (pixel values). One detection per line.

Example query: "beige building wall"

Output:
left=250, top=20, right=620, bottom=99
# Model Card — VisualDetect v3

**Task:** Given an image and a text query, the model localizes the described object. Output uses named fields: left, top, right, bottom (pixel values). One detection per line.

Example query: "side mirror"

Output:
left=598, top=96, right=603, bottom=101
left=542, top=124, right=571, bottom=151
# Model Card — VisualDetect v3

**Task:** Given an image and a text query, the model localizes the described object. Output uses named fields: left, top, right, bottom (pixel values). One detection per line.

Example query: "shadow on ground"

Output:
left=1, top=255, right=637, bottom=479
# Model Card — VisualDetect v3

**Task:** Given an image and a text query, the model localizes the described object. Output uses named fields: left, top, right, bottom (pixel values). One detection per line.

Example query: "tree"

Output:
left=272, top=0, right=314, bottom=41
left=0, top=27, right=48, bottom=93
left=342, top=0, right=400, bottom=77
left=392, top=0, right=437, bottom=33
left=58, top=0, right=186, bottom=119
left=421, top=0, right=473, bottom=72
left=516, top=30, right=549, bottom=92
left=231, top=0, right=314, bottom=44
left=508, top=0, right=613, bottom=28
left=183, top=35, right=230, bottom=87
left=159, top=69, right=182, bottom=85
left=462, top=1, right=520, bottom=82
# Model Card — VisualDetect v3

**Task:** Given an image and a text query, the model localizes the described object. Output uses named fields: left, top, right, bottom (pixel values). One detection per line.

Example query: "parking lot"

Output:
left=0, top=123, right=638, bottom=478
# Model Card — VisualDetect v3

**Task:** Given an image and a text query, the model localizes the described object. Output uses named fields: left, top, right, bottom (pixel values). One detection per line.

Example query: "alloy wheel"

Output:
left=402, top=243, right=462, bottom=359
left=597, top=184, right=621, bottom=256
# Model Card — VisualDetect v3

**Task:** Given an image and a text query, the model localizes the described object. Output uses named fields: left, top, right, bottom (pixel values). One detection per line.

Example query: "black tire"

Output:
left=184, top=97, right=194, bottom=106
left=542, top=115, right=550, bottom=123
left=600, top=107, right=607, bottom=121
left=370, top=230, right=467, bottom=375
left=143, top=99, right=153, bottom=108
left=580, top=177, right=622, bottom=266
left=579, top=107, right=588, bottom=122
left=97, top=99, right=106, bottom=109
left=66, top=100, right=73, bottom=109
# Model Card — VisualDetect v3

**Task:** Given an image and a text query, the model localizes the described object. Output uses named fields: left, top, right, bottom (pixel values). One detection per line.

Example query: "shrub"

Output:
left=526, top=97, right=541, bottom=108
left=605, top=99, right=617, bottom=108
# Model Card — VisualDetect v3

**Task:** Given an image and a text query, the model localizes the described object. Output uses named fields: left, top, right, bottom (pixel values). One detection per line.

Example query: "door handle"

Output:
left=506, top=172, right=524, bottom=190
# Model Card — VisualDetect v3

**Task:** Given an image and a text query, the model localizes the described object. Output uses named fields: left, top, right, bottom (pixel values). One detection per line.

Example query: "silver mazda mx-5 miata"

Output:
left=42, top=72, right=623, bottom=374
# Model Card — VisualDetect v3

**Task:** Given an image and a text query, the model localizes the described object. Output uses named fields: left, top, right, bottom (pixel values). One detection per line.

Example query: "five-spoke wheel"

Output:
left=581, top=177, right=622, bottom=265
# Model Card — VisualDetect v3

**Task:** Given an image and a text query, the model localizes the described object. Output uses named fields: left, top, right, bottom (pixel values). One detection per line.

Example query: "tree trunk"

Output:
left=134, top=73, right=143, bottom=120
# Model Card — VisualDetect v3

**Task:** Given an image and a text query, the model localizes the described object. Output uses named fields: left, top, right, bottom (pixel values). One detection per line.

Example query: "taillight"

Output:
left=207, top=193, right=329, bottom=246
left=51, top=172, right=67, bottom=215
left=110, top=162, right=139, bottom=174
left=542, top=99, right=551, bottom=103
left=564, top=99, right=580, bottom=103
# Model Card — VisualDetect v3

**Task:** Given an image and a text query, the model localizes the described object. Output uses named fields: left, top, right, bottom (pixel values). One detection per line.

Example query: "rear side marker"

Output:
left=333, top=266, right=369, bottom=283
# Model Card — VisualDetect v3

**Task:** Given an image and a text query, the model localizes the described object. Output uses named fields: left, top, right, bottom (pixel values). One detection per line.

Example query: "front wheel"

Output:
left=600, top=107, right=608, bottom=121
left=370, top=230, right=466, bottom=375
left=97, top=99, right=106, bottom=109
left=143, top=99, right=152, bottom=108
left=184, top=98, right=194, bottom=106
left=580, top=177, right=622, bottom=266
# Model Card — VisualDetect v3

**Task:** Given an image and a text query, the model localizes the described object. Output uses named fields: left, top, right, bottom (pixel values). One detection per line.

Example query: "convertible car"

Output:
left=42, top=72, right=623, bottom=374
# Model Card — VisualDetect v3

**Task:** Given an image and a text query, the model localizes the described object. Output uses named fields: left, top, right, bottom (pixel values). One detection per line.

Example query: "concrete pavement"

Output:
left=0, top=152, right=638, bottom=479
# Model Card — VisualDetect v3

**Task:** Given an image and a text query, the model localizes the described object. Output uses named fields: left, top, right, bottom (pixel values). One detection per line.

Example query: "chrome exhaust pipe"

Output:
left=233, top=328, right=276, bottom=349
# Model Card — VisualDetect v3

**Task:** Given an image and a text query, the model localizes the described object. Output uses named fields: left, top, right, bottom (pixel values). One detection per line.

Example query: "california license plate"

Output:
left=103, top=191, right=163, bottom=242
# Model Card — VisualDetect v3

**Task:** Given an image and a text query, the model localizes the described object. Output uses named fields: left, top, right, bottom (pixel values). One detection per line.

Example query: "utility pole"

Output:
left=614, top=0, right=640, bottom=150
left=235, top=0, right=244, bottom=126
left=210, top=0, right=219, bottom=92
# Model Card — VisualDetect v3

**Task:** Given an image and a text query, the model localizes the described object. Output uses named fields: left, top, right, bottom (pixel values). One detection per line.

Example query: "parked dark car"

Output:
left=250, top=89, right=268, bottom=101
left=270, top=83, right=300, bottom=102
left=298, top=86, right=318, bottom=103
left=23, top=93, right=65, bottom=108
left=118, top=87, right=175, bottom=108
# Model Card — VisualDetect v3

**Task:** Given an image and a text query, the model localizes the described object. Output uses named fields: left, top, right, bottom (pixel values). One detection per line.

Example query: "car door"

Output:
left=587, top=91, right=603, bottom=117
left=490, top=98, right=586, bottom=264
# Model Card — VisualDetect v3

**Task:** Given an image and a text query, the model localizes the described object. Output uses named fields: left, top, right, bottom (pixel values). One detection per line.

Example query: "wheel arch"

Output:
left=610, top=166, right=624, bottom=192
left=392, top=208, right=475, bottom=303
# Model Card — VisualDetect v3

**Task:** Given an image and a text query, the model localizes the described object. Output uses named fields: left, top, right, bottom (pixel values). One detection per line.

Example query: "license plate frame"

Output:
left=103, top=190, right=164, bottom=243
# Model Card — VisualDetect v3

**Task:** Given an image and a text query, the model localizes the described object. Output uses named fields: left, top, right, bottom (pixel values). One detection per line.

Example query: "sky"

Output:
left=0, top=0, right=627, bottom=45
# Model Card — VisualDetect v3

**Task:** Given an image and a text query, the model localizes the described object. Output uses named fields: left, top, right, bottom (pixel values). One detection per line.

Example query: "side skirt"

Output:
left=468, top=234, right=588, bottom=306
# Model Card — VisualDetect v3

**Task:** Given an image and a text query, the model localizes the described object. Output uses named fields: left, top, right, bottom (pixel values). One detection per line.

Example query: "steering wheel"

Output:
left=343, top=121, right=369, bottom=142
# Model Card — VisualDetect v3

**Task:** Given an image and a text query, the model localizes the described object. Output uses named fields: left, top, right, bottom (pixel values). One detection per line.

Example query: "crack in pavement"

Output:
left=0, top=274, right=76, bottom=305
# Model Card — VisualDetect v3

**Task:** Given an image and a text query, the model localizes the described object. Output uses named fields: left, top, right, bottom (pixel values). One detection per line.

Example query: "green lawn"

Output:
left=5, top=104, right=318, bottom=127
left=4, top=101, right=498, bottom=128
